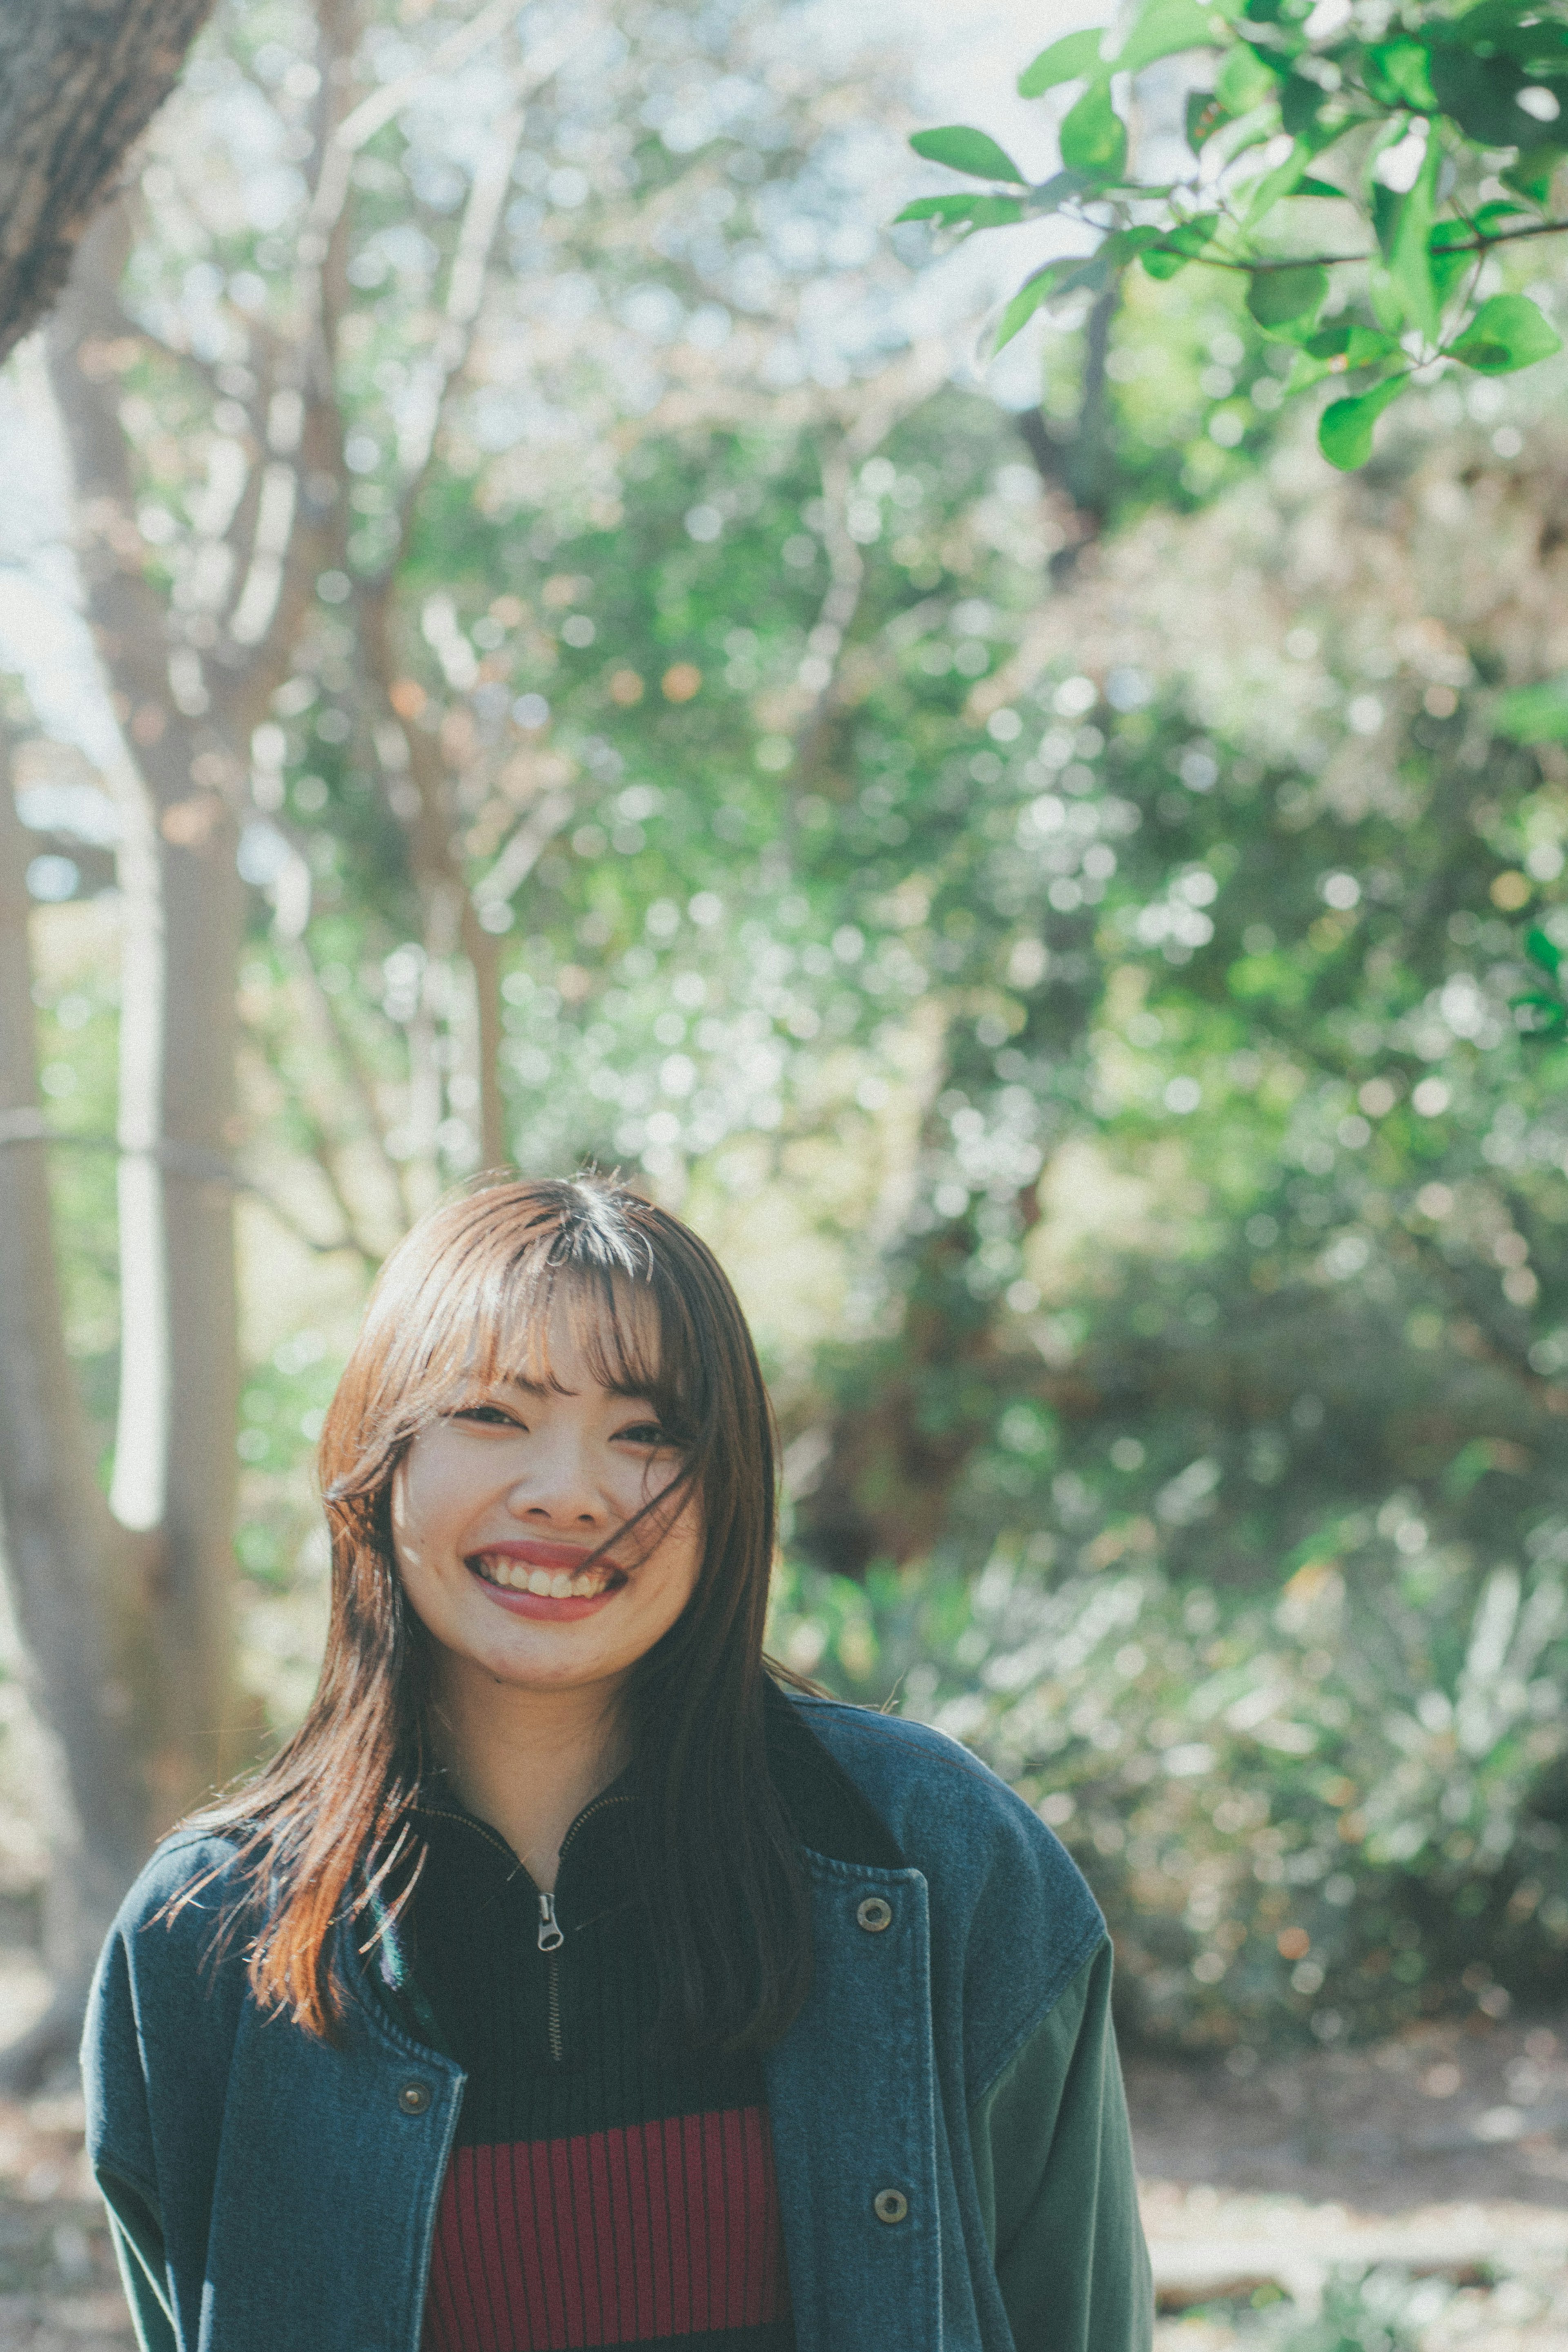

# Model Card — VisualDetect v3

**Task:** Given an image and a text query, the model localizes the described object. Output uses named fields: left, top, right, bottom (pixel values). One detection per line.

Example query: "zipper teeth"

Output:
left=418, top=1790, right=628, bottom=2071
left=556, top=1787, right=632, bottom=1863
left=411, top=1804, right=521, bottom=1872
left=414, top=1788, right=630, bottom=1875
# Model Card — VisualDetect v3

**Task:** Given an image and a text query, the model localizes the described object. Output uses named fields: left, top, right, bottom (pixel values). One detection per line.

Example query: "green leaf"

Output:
left=1304, top=321, right=1402, bottom=369
left=1185, top=91, right=1230, bottom=151
left=1216, top=41, right=1278, bottom=114
left=909, top=126, right=1027, bottom=184
left=1247, top=263, right=1328, bottom=329
left=1458, top=0, right=1568, bottom=62
left=1427, top=231, right=1473, bottom=312
left=1511, top=992, right=1568, bottom=1037
left=1526, top=927, right=1563, bottom=977
left=1100, top=226, right=1166, bottom=265
left=1027, top=168, right=1097, bottom=216
left=1283, top=349, right=1335, bottom=396
left=1059, top=82, right=1128, bottom=180
left=1117, top=0, right=1224, bottom=77
left=1244, top=136, right=1313, bottom=230
left=1363, top=40, right=1437, bottom=109
left=1372, top=134, right=1441, bottom=341
left=1167, top=212, right=1222, bottom=255
left=1018, top=29, right=1104, bottom=97
left=1366, top=264, right=1405, bottom=338
left=894, top=194, right=1024, bottom=227
left=1296, top=175, right=1346, bottom=197
left=1428, top=38, right=1564, bottom=149
left=1494, top=677, right=1568, bottom=742
left=1141, top=212, right=1222, bottom=279
left=1370, top=180, right=1401, bottom=264
left=1442, top=200, right=1530, bottom=237
left=957, top=195, right=1027, bottom=229
left=992, top=254, right=1110, bottom=352
left=1279, top=73, right=1326, bottom=137
left=1318, top=375, right=1407, bottom=469
left=1451, top=293, right=1563, bottom=375
left=1501, top=147, right=1565, bottom=205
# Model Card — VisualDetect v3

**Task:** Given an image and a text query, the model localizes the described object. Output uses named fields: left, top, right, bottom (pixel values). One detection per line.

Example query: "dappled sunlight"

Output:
left=3, top=0, right=1568, bottom=2341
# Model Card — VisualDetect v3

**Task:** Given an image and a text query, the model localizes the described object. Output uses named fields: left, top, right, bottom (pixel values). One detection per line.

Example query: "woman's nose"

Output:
left=504, top=1434, right=601, bottom=1522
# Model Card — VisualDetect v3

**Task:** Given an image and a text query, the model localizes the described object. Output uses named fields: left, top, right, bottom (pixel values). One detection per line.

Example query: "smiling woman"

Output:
left=81, top=1177, right=1152, bottom=2352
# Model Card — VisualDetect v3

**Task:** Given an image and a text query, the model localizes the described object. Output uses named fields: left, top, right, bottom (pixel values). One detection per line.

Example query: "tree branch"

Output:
left=787, top=335, right=959, bottom=788
left=220, top=0, right=360, bottom=695
left=279, top=930, right=413, bottom=1238
left=385, top=90, right=535, bottom=556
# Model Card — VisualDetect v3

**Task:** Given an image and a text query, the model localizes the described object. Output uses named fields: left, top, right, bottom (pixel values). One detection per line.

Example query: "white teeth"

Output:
left=477, top=1554, right=616, bottom=1599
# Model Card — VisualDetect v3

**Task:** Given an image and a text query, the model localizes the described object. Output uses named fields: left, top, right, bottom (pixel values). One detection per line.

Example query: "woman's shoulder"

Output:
left=85, top=1828, right=267, bottom=2162
left=785, top=1690, right=996, bottom=1785
left=107, top=1823, right=265, bottom=1964
left=786, top=1692, right=1105, bottom=2073
left=786, top=1692, right=1097, bottom=1905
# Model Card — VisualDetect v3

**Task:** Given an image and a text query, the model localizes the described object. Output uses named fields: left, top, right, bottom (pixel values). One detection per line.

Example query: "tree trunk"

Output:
left=0, top=738, right=153, bottom=2087
left=47, top=209, right=252, bottom=1835
left=0, top=0, right=218, bottom=368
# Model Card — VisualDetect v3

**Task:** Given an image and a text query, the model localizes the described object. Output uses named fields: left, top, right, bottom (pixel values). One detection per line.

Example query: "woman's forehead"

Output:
left=470, top=1269, right=666, bottom=1392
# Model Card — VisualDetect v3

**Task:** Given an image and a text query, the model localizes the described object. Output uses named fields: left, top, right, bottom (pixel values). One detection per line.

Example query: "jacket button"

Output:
left=856, top=1896, right=893, bottom=1933
left=873, top=2187, right=909, bottom=2225
left=397, top=2080, right=433, bottom=2115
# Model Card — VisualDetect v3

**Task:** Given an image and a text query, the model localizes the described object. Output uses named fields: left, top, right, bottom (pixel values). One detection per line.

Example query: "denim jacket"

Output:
left=84, top=1694, right=1152, bottom=2352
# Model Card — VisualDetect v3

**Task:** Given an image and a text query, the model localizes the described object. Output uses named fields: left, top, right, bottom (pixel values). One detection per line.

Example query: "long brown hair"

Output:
left=196, top=1175, right=812, bottom=2050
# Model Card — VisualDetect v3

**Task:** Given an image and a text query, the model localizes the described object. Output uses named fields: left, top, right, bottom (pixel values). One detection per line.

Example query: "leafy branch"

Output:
left=1512, top=926, right=1568, bottom=1041
left=897, top=0, right=1568, bottom=470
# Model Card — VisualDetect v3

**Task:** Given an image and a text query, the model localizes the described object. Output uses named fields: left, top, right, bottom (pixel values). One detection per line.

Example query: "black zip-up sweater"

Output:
left=406, top=1695, right=902, bottom=2352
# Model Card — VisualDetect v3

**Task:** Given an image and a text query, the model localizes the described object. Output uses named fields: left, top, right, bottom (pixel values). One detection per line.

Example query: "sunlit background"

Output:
left=5, top=0, right=1568, bottom=2339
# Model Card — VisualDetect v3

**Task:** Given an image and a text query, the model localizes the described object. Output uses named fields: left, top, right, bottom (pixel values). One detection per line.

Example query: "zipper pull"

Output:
left=537, top=1892, right=565, bottom=1953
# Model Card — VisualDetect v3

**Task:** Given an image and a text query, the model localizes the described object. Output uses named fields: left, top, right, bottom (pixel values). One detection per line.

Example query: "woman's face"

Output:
left=390, top=1300, right=703, bottom=1704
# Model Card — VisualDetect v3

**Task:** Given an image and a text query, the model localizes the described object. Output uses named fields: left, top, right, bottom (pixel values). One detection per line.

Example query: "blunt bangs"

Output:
left=323, top=1182, right=712, bottom=1515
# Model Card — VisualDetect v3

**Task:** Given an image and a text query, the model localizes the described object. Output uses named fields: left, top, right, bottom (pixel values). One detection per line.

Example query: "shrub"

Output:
left=770, top=1525, right=1568, bottom=2050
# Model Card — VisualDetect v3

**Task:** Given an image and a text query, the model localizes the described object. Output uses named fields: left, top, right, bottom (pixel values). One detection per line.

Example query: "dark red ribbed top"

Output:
left=425, top=2109, right=789, bottom=2350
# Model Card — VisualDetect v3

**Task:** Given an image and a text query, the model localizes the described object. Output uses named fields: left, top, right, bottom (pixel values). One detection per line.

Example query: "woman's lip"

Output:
left=471, top=1577, right=621, bottom=1623
left=468, top=1539, right=624, bottom=1573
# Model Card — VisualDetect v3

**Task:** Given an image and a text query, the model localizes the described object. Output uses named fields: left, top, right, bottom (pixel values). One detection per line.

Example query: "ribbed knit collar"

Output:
left=365, top=1684, right=904, bottom=2024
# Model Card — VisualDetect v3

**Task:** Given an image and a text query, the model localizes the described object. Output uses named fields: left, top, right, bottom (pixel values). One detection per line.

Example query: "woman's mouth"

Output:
left=466, top=1544, right=626, bottom=1617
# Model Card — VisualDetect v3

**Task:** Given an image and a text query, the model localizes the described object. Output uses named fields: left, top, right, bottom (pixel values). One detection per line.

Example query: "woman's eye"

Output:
left=617, top=1422, right=670, bottom=1448
left=455, top=1404, right=521, bottom=1428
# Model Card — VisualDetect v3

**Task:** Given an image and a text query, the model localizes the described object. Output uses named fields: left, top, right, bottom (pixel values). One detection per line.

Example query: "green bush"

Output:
left=770, top=1523, right=1568, bottom=2051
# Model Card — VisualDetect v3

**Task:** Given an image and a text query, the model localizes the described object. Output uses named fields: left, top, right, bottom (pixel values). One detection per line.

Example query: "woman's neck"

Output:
left=428, top=1661, right=629, bottom=1891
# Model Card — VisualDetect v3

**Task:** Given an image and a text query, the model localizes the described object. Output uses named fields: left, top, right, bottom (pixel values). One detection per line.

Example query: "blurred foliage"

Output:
left=10, top=0, right=1568, bottom=2051
left=904, top=0, right=1568, bottom=470
left=1191, top=2263, right=1449, bottom=2351
left=774, top=1532, right=1568, bottom=2052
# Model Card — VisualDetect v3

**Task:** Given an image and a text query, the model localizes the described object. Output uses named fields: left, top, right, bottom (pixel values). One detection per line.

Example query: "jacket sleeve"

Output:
left=99, top=2169, right=178, bottom=2352
left=967, top=1936, right=1153, bottom=2352
left=82, top=1882, right=179, bottom=2352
